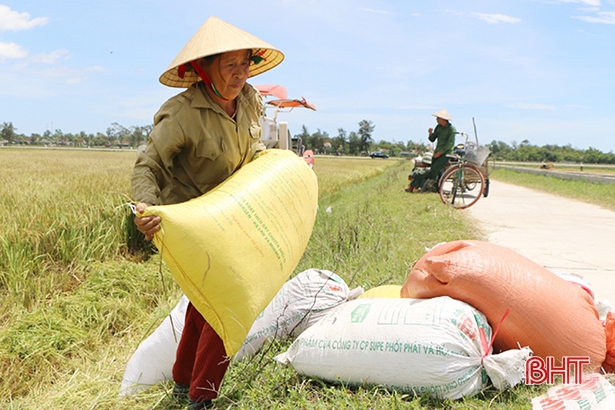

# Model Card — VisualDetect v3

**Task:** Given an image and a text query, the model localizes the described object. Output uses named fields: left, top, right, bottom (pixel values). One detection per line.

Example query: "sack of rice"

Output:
left=236, top=268, right=363, bottom=360
left=275, top=296, right=530, bottom=399
left=401, top=240, right=606, bottom=371
left=138, top=149, right=318, bottom=355
left=119, top=295, right=189, bottom=396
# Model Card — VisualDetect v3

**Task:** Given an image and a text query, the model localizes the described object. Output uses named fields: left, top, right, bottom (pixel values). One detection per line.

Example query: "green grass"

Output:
left=491, top=167, right=615, bottom=212
left=496, top=162, right=615, bottom=175
left=0, top=149, right=564, bottom=409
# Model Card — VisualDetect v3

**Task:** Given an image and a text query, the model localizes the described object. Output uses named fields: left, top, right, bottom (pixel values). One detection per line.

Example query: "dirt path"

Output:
left=465, top=179, right=615, bottom=309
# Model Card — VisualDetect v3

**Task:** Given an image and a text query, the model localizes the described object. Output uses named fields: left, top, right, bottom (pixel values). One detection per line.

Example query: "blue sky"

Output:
left=1, top=0, right=615, bottom=151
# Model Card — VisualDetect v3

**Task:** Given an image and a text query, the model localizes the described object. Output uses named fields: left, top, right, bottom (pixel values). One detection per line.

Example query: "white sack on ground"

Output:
left=275, top=296, right=531, bottom=400
left=531, top=373, right=615, bottom=410
left=119, top=269, right=361, bottom=395
left=119, top=295, right=189, bottom=396
left=236, top=268, right=363, bottom=361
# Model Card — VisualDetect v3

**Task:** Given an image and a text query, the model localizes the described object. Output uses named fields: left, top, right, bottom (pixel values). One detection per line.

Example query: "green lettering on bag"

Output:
left=350, top=304, right=371, bottom=323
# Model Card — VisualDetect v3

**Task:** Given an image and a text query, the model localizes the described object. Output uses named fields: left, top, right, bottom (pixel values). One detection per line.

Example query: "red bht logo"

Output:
left=525, top=356, right=590, bottom=385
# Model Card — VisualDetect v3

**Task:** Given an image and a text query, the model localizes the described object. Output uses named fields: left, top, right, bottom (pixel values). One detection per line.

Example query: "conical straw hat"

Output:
left=432, top=109, right=452, bottom=121
left=159, top=16, right=284, bottom=88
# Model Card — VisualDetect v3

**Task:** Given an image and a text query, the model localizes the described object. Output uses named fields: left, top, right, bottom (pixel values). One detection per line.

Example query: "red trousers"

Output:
left=172, top=302, right=230, bottom=402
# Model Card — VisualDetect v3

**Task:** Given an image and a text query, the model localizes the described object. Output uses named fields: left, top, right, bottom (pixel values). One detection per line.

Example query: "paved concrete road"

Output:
left=466, top=179, right=615, bottom=308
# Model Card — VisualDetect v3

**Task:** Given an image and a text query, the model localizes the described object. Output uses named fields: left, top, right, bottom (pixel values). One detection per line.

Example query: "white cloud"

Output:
left=30, top=49, right=70, bottom=64
left=574, top=10, right=615, bottom=23
left=510, top=103, right=556, bottom=110
left=397, top=105, right=436, bottom=110
left=0, top=40, right=28, bottom=61
left=24, top=64, right=105, bottom=84
left=471, top=13, right=522, bottom=24
left=0, top=5, right=48, bottom=31
left=558, top=0, right=601, bottom=6
left=65, top=76, right=86, bottom=84
left=64, top=65, right=104, bottom=84
left=359, top=8, right=391, bottom=15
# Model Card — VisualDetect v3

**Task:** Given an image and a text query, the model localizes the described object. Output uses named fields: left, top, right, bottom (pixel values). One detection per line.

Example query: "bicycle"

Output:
left=438, top=132, right=490, bottom=209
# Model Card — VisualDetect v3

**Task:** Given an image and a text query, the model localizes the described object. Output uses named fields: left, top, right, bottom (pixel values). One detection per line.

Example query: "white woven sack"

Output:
left=235, top=268, right=363, bottom=360
left=275, top=296, right=530, bottom=400
left=531, top=373, right=615, bottom=410
left=119, top=270, right=363, bottom=395
left=119, top=295, right=189, bottom=396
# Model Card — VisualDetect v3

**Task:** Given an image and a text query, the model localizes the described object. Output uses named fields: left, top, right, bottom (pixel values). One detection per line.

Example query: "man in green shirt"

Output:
left=407, top=109, right=456, bottom=192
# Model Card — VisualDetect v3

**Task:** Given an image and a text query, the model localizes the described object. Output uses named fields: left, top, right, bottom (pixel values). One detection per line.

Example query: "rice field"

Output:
left=1, top=148, right=550, bottom=409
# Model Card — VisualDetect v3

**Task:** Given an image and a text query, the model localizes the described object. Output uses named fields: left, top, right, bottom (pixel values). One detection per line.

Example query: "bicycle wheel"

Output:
left=438, top=163, right=485, bottom=209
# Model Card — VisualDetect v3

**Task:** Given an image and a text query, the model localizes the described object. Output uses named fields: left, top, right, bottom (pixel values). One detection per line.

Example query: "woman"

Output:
left=131, top=16, right=283, bottom=409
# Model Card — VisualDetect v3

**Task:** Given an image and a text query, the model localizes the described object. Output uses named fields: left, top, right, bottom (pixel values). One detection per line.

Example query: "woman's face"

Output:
left=203, top=50, right=251, bottom=100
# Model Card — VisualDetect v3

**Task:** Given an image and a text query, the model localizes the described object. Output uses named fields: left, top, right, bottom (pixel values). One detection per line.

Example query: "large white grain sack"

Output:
left=139, top=149, right=318, bottom=355
left=235, top=269, right=363, bottom=361
left=119, top=295, right=189, bottom=396
left=119, top=269, right=360, bottom=395
left=275, top=297, right=530, bottom=399
left=531, top=373, right=615, bottom=410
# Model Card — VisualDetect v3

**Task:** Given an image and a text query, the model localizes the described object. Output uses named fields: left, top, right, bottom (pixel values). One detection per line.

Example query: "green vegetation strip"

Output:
left=491, top=167, right=615, bottom=212
left=1, top=151, right=550, bottom=409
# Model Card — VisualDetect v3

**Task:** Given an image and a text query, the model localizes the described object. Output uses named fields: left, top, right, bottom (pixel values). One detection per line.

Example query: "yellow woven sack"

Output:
left=139, top=149, right=318, bottom=355
left=358, top=285, right=402, bottom=299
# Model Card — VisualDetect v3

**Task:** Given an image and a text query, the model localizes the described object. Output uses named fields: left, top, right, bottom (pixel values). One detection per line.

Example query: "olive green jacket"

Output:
left=132, top=81, right=265, bottom=205
left=429, top=122, right=456, bottom=156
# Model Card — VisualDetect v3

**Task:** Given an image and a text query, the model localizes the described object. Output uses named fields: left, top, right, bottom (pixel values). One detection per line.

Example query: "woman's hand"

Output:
left=133, top=202, right=161, bottom=241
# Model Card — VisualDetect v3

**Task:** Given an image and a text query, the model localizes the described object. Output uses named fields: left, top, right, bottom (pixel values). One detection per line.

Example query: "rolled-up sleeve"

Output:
left=131, top=107, right=184, bottom=205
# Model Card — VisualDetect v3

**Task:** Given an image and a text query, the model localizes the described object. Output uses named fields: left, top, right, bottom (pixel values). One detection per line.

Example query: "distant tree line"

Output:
left=300, top=121, right=615, bottom=164
left=484, top=139, right=614, bottom=164
left=2, top=120, right=614, bottom=164
left=0, top=122, right=152, bottom=149
left=298, top=119, right=378, bottom=156
left=297, top=119, right=443, bottom=158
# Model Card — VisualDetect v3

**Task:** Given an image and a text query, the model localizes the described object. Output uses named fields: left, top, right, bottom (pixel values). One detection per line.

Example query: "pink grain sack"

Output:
left=401, top=240, right=606, bottom=371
